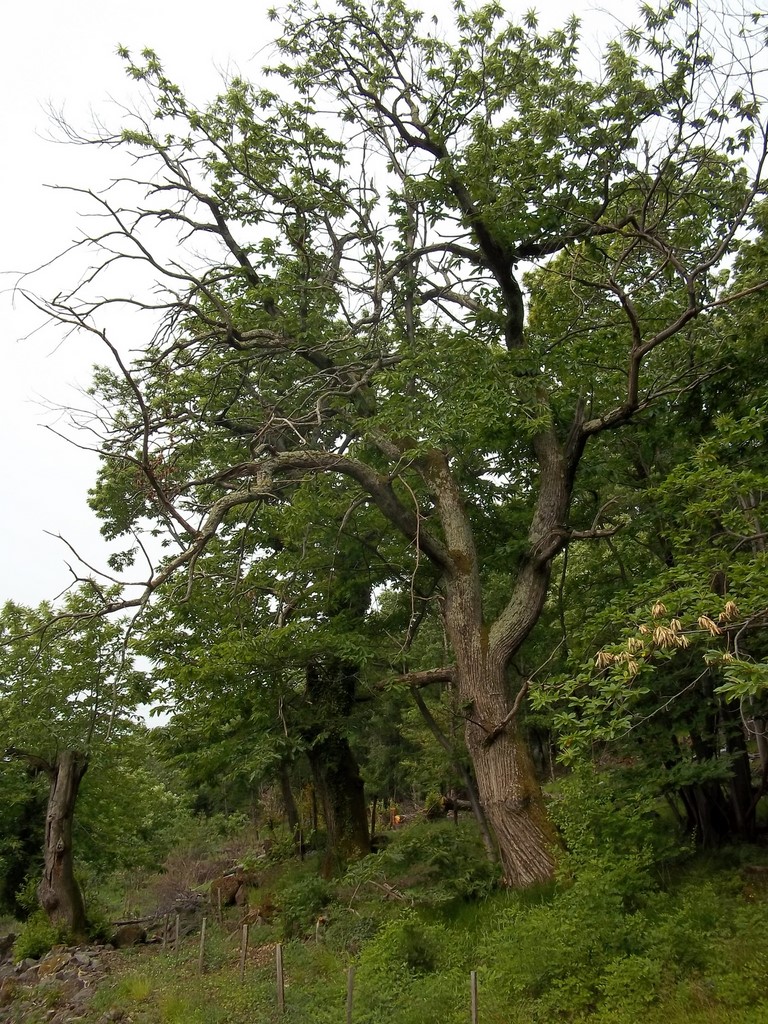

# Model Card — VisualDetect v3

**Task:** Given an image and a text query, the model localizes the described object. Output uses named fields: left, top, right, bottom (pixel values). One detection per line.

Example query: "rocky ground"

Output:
left=0, top=869, right=261, bottom=1024
left=0, top=940, right=123, bottom=1024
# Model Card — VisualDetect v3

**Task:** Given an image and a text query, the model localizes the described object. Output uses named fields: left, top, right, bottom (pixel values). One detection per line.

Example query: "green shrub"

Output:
left=323, top=905, right=383, bottom=953
left=551, top=764, right=691, bottom=898
left=345, top=819, right=498, bottom=906
left=264, top=825, right=301, bottom=864
left=358, top=911, right=451, bottom=977
left=597, top=953, right=665, bottom=1015
left=13, top=911, right=70, bottom=961
left=277, top=873, right=333, bottom=937
left=13, top=875, right=40, bottom=918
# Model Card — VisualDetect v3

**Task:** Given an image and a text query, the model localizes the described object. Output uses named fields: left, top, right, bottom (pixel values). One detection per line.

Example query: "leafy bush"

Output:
left=276, top=873, right=333, bottom=937
left=13, top=911, right=70, bottom=961
left=359, top=912, right=447, bottom=975
left=345, top=819, right=498, bottom=906
left=323, top=905, right=383, bottom=953
left=264, top=825, right=300, bottom=865
left=354, top=911, right=464, bottom=1024
left=551, top=764, right=691, bottom=901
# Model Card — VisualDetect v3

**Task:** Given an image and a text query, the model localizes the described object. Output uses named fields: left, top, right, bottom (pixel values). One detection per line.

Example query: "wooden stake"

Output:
left=217, top=886, right=222, bottom=923
left=239, top=924, right=248, bottom=984
left=198, top=916, right=207, bottom=974
left=470, top=970, right=478, bottom=1024
left=162, top=914, right=168, bottom=950
left=346, top=965, right=356, bottom=1024
left=174, top=913, right=180, bottom=955
left=276, top=942, right=285, bottom=1013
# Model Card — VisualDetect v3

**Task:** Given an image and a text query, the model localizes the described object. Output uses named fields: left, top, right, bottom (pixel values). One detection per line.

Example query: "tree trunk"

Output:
left=279, top=763, right=300, bottom=836
left=421, top=448, right=562, bottom=888
left=463, top=664, right=558, bottom=886
left=722, top=700, right=757, bottom=841
left=38, top=750, right=89, bottom=939
left=303, top=660, right=371, bottom=876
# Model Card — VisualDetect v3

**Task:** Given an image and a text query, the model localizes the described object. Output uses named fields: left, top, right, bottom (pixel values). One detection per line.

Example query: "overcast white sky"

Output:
left=0, top=0, right=611, bottom=607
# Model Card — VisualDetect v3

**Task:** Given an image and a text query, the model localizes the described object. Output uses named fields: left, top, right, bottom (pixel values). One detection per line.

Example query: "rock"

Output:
left=38, top=953, right=73, bottom=978
left=0, top=976, right=18, bottom=1006
left=112, top=924, right=147, bottom=948
left=211, top=868, right=259, bottom=907
left=19, top=963, right=40, bottom=982
left=59, top=976, right=85, bottom=997
left=210, top=874, right=241, bottom=906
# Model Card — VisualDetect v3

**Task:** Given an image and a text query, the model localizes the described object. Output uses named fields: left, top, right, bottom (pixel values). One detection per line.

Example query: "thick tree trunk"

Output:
left=304, top=661, right=371, bottom=876
left=421, top=448, right=563, bottom=888
left=306, top=733, right=371, bottom=876
left=463, top=664, right=558, bottom=886
left=38, top=750, right=89, bottom=939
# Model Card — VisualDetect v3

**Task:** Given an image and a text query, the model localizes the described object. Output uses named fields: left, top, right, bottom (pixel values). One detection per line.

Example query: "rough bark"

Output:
left=419, top=448, right=564, bottom=886
left=38, top=750, right=89, bottom=939
left=463, top=662, right=558, bottom=886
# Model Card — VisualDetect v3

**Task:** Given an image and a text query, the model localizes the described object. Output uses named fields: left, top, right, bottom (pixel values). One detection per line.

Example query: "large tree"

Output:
left=32, top=0, right=768, bottom=885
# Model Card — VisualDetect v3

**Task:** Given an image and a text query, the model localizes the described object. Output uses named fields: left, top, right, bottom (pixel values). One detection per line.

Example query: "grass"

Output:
left=10, top=819, right=768, bottom=1024
left=75, top=857, right=768, bottom=1024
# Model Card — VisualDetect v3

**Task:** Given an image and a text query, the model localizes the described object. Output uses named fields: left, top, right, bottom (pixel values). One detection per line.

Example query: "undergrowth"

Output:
left=14, top=801, right=768, bottom=1024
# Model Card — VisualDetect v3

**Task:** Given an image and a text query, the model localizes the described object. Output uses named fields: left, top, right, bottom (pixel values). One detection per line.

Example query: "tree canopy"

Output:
left=17, top=0, right=768, bottom=886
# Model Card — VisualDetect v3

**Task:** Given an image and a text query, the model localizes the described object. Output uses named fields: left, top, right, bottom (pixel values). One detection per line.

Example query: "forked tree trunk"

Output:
left=421, top=443, right=568, bottom=887
left=437, top=557, right=559, bottom=886
left=38, top=750, right=89, bottom=938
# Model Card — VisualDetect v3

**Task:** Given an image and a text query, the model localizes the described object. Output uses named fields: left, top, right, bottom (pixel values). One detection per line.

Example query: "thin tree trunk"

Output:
left=304, top=660, right=370, bottom=876
left=310, top=786, right=318, bottom=833
left=411, top=688, right=497, bottom=862
left=38, top=750, right=89, bottom=938
left=279, top=763, right=300, bottom=836
left=722, top=700, right=757, bottom=841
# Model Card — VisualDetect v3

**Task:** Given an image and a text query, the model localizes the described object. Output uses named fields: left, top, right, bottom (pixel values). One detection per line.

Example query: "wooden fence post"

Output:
left=198, top=916, right=207, bottom=974
left=470, top=970, right=478, bottom=1024
left=174, top=913, right=180, bottom=955
left=239, top=924, right=249, bottom=984
left=162, top=914, right=169, bottom=950
left=276, top=942, right=285, bottom=1013
left=346, top=965, right=356, bottom=1024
